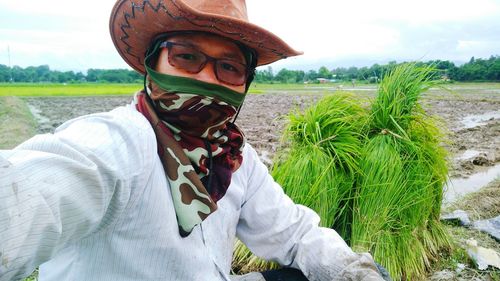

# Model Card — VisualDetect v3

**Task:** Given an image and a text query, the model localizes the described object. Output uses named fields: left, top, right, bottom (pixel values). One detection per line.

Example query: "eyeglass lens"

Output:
left=166, top=43, right=248, bottom=86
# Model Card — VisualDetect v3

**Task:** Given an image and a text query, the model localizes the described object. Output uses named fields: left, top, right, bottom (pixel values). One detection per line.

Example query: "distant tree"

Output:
left=24, top=66, right=37, bottom=82
left=75, top=72, right=86, bottom=82
left=11, top=66, right=27, bottom=82
left=357, top=66, right=370, bottom=80
left=331, top=67, right=346, bottom=81
left=36, top=65, right=51, bottom=82
left=346, top=66, right=358, bottom=80
left=486, top=56, right=500, bottom=80
left=295, top=70, right=305, bottom=83
left=1, top=57, right=499, bottom=84
left=101, top=70, right=126, bottom=82
left=254, top=66, right=274, bottom=83
left=275, top=68, right=297, bottom=83
left=318, top=66, right=332, bottom=79
left=460, top=58, right=486, bottom=81
left=304, top=69, right=319, bottom=82
left=86, top=69, right=99, bottom=82
left=128, top=70, right=142, bottom=82
left=0, top=64, right=9, bottom=82
left=369, top=64, right=382, bottom=81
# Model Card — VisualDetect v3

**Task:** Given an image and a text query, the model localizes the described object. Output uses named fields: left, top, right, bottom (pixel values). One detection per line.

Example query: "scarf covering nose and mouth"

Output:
left=135, top=66, right=246, bottom=237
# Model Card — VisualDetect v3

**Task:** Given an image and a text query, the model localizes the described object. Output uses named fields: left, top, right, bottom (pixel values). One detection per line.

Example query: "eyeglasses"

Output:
left=159, top=41, right=250, bottom=86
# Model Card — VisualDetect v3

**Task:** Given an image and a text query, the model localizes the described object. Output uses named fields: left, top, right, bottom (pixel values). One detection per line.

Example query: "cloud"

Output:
left=247, top=0, right=500, bottom=69
left=389, top=17, right=500, bottom=61
left=0, top=0, right=499, bottom=71
left=0, top=0, right=120, bottom=70
left=0, top=0, right=114, bottom=19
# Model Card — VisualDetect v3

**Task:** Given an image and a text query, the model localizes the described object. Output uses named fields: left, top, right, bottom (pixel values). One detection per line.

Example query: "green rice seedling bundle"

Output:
left=232, top=64, right=451, bottom=279
left=281, top=93, right=368, bottom=173
left=351, top=63, right=451, bottom=280
left=232, top=93, right=368, bottom=273
left=274, top=92, right=368, bottom=237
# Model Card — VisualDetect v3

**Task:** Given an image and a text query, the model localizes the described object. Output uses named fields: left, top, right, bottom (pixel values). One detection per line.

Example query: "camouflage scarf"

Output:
left=135, top=67, right=245, bottom=237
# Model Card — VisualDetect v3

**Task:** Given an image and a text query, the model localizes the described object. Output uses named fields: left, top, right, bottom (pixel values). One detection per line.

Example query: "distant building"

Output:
left=441, top=74, right=450, bottom=81
left=316, top=78, right=329, bottom=84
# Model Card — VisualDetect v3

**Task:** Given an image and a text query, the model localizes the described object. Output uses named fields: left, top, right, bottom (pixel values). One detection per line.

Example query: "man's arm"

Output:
left=236, top=145, right=383, bottom=281
left=0, top=106, right=155, bottom=280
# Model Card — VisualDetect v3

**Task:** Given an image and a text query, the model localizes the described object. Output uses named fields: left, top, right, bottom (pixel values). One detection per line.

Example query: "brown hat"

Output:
left=109, top=0, right=303, bottom=74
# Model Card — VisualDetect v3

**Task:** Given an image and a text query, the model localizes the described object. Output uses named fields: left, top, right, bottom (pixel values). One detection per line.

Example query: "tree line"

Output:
left=1, top=56, right=499, bottom=84
left=0, top=65, right=142, bottom=83
left=255, top=56, right=500, bottom=83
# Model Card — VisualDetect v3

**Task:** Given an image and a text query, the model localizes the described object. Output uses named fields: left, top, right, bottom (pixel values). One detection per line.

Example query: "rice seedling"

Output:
left=351, top=63, right=452, bottom=280
left=232, top=92, right=368, bottom=272
left=370, top=64, right=439, bottom=134
left=274, top=92, right=368, bottom=236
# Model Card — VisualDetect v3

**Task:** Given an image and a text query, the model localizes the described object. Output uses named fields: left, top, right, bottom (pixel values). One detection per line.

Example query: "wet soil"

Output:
left=23, top=94, right=324, bottom=167
left=23, top=91, right=499, bottom=178
left=422, top=99, right=500, bottom=178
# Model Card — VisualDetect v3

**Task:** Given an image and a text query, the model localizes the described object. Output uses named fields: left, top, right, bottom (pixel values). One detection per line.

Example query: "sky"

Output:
left=0, top=0, right=499, bottom=72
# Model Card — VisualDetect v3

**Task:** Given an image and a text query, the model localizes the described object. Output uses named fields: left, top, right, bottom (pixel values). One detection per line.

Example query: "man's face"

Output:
left=155, top=33, right=247, bottom=93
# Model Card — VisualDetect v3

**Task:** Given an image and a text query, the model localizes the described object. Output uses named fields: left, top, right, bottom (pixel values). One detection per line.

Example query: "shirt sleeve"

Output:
left=0, top=106, right=156, bottom=281
left=236, top=145, right=383, bottom=281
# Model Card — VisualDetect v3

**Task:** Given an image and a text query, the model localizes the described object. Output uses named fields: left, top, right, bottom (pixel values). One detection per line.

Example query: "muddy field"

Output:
left=24, top=93, right=325, bottom=166
left=23, top=89, right=499, bottom=178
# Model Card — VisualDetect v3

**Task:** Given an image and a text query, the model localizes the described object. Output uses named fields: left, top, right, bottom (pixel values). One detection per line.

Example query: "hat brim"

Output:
left=109, top=0, right=303, bottom=74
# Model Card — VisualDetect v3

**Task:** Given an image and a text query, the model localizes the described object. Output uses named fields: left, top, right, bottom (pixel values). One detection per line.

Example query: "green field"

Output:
left=0, top=83, right=142, bottom=96
left=0, top=82, right=345, bottom=97
left=2, top=82, right=499, bottom=97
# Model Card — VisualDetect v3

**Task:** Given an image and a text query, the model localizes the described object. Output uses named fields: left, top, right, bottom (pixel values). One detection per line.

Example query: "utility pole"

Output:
left=7, top=45, right=13, bottom=82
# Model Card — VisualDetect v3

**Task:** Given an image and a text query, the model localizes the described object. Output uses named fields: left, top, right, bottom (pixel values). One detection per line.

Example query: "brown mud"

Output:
left=23, top=94, right=325, bottom=166
left=23, top=92, right=499, bottom=179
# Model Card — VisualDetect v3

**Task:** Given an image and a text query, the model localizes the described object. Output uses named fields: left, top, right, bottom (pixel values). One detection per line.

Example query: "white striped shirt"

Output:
left=0, top=103, right=383, bottom=281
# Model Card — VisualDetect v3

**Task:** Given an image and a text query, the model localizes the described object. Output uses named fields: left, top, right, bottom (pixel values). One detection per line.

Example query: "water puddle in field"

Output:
left=444, top=163, right=500, bottom=204
left=461, top=111, right=500, bottom=129
left=456, top=150, right=483, bottom=161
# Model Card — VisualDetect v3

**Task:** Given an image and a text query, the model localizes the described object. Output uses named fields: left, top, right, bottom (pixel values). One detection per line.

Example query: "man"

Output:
left=0, top=0, right=389, bottom=280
